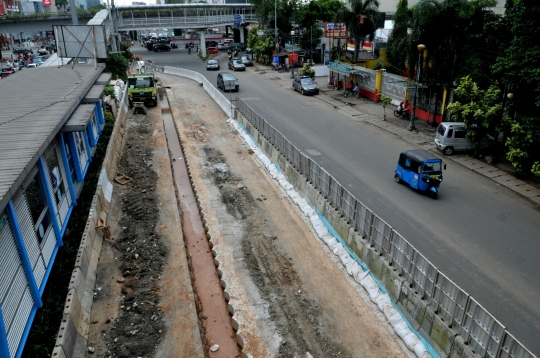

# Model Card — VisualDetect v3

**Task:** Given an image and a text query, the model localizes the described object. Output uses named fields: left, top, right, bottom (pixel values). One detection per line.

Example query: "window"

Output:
left=437, top=125, right=446, bottom=136
left=410, top=160, right=421, bottom=174
left=73, top=131, right=87, bottom=158
left=447, top=129, right=453, bottom=138
left=24, top=171, right=52, bottom=244
left=63, top=133, right=77, bottom=185
left=44, top=145, right=68, bottom=205
left=455, top=130, right=467, bottom=139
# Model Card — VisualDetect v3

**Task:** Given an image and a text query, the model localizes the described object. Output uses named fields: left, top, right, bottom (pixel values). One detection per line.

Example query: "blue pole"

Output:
left=0, top=302, right=11, bottom=358
left=6, top=202, right=42, bottom=308
left=37, top=157, right=62, bottom=247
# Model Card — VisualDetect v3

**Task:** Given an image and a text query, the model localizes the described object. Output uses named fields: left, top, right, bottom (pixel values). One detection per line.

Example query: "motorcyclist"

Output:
left=188, top=47, right=191, bottom=54
left=397, top=101, right=405, bottom=114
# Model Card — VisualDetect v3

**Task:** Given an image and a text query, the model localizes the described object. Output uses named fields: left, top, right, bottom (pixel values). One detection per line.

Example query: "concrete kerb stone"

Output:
left=54, top=312, right=88, bottom=358
left=419, top=306, right=457, bottom=357
left=379, top=259, right=404, bottom=303
left=448, top=335, right=482, bottom=358
left=63, top=288, right=91, bottom=338
left=396, top=284, right=427, bottom=330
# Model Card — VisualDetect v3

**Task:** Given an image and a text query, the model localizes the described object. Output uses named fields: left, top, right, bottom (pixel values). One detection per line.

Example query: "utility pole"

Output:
left=68, top=0, right=78, bottom=25
left=310, top=25, right=313, bottom=64
left=274, top=0, right=277, bottom=48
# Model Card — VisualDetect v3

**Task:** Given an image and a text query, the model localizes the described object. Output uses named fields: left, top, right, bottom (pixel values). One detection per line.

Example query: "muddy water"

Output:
left=161, top=101, right=240, bottom=358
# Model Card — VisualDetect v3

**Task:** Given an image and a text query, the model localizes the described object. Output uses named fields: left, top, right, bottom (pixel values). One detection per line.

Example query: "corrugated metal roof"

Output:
left=61, top=104, right=95, bottom=132
left=82, top=84, right=106, bottom=103
left=96, top=72, right=112, bottom=85
left=0, top=64, right=105, bottom=213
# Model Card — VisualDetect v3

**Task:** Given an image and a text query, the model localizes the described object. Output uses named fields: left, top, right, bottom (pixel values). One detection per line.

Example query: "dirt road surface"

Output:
left=87, top=72, right=414, bottom=358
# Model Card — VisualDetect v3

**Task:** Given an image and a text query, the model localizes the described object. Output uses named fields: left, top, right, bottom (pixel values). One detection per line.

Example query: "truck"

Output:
left=127, top=73, right=157, bottom=108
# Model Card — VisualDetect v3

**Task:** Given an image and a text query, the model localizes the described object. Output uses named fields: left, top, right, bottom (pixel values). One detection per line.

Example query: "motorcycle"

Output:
left=171, top=42, right=178, bottom=49
left=394, top=107, right=411, bottom=119
left=278, top=65, right=289, bottom=73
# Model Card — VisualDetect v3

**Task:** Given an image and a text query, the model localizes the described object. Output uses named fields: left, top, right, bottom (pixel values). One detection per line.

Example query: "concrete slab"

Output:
left=512, top=184, right=540, bottom=197
left=472, top=166, right=504, bottom=178
left=491, top=174, right=523, bottom=186
left=528, top=195, right=540, bottom=205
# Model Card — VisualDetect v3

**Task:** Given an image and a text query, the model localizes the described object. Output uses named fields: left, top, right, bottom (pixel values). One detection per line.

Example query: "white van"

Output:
left=435, top=122, right=494, bottom=155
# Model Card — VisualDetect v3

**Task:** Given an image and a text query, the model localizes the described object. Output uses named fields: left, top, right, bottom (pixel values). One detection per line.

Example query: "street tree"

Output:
left=505, top=115, right=540, bottom=176
left=55, top=0, right=68, bottom=10
left=493, top=0, right=540, bottom=114
left=295, top=0, right=346, bottom=27
left=386, top=0, right=412, bottom=75
left=299, top=26, right=323, bottom=54
left=446, top=76, right=502, bottom=152
left=334, top=0, right=380, bottom=63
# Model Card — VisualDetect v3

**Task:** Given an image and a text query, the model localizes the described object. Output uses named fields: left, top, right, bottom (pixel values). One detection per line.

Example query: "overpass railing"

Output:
left=117, top=14, right=257, bottom=30
left=235, top=97, right=536, bottom=358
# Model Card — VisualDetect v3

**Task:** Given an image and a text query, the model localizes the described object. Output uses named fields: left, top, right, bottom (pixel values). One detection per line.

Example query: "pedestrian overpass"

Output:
left=89, top=3, right=257, bottom=54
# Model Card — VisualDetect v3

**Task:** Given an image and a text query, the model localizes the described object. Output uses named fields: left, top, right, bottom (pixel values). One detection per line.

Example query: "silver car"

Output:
left=206, top=59, right=220, bottom=71
left=228, top=59, right=246, bottom=71
left=240, top=55, right=253, bottom=66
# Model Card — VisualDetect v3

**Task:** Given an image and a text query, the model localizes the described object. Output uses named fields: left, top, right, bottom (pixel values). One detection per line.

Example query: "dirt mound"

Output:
left=98, top=116, right=169, bottom=357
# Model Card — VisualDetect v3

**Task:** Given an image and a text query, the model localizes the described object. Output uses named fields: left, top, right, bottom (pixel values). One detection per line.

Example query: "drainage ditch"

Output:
left=160, top=96, right=244, bottom=358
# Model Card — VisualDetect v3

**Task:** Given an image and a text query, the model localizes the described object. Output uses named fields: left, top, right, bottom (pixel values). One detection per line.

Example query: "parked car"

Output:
left=240, top=55, right=253, bottom=66
left=207, top=59, right=220, bottom=71
left=13, top=48, right=32, bottom=55
left=292, top=76, right=319, bottom=95
left=153, top=43, right=171, bottom=52
left=217, top=72, right=239, bottom=92
left=217, top=43, right=227, bottom=50
left=206, top=47, right=219, bottom=55
left=434, top=122, right=495, bottom=155
left=205, top=40, right=218, bottom=47
left=245, top=47, right=253, bottom=54
left=228, top=58, right=246, bottom=71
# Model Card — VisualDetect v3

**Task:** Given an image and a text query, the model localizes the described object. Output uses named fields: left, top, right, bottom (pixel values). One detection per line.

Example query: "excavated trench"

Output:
left=160, top=97, right=243, bottom=358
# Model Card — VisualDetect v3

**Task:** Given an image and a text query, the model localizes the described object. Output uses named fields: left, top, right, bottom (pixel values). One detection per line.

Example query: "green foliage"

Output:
left=334, top=0, right=380, bottom=63
left=295, top=0, right=346, bottom=27
left=299, top=64, right=315, bottom=79
left=105, top=53, right=129, bottom=81
left=299, top=27, right=323, bottom=52
left=504, top=115, right=540, bottom=176
left=378, top=93, right=392, bottom=119
left=387, top=0, right=412, bottom=74
left=247, top=26, right=275, bottom=60
left=446, top=76, right=502, bottom=150
left=103, top=85, right=116, bottom=99
left=493, top=0, right=540, bottom=114
left=105, top=111, right=115, bottom=124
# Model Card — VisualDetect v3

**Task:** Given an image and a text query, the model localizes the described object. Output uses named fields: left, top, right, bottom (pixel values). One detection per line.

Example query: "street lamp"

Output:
left=409, top=44, right=426, bottom=131
left=290, top=30, right=295, bottom=78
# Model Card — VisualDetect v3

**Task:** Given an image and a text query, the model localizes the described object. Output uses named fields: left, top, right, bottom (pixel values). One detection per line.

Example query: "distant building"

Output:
left=377, top=0, right=504, bottom=14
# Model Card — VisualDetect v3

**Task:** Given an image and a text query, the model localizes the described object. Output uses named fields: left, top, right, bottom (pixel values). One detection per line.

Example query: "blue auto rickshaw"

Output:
left=395, top=150, right=446, bottom=198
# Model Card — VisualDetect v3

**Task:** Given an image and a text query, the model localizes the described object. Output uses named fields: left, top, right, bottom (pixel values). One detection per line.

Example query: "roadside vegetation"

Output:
left=248, top=0, right=540, bottom=176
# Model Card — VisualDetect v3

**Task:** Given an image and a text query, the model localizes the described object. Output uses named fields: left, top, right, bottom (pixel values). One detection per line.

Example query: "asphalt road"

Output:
left=134, top=46, right=540, bottom=355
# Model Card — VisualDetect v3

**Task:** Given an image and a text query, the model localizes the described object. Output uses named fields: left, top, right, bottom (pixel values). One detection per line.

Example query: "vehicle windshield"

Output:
left=422, top=162, right=442, bottom=173
left=222, top=74, right=236, bottom=80
left=208, top=60, right=218, bottom=64
left=129, top=77, right=153, bottom=88
left=301, top=78, right=315, bottom=85
left=241, top=56, right=249, bottom=60
left=233, top=60, right=243, bottom=65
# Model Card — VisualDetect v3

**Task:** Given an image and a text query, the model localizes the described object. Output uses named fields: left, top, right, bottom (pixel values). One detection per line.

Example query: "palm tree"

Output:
left=334, top=0, right=380, bottom=63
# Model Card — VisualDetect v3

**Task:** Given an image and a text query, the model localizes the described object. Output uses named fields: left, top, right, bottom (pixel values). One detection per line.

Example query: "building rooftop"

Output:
left=0, top=64, right=106, bottom=213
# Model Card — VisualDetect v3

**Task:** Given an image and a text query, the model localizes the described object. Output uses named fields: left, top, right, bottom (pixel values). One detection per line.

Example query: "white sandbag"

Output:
left=388, top=310, right=403, bottom=326
left=356, top=270, right=371, bottom=284
left=403, top=332, right=420, bottom=351
left=339, top=251, right=353, bottom=266
left=331, top=242, right=343, bottom=255
left=394, top=321, right=410, bottom=339
left=376, top=293, right=392, bottom=311
left=383, top=305, right=399, bottom=321
left=361, top=274, right=378, bottom=291
left=344, top=260, right=357, bottom=276
left=349, top=262, right=361, bottom=277
left=368, top=286, right=381, bottom=302
left=413, top=342, right=431, bottom=358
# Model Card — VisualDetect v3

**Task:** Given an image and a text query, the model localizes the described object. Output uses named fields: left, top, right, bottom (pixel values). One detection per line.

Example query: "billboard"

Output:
left=324, top=23, right=347, bottom=39
left=53, top=25, right=108, bottom=59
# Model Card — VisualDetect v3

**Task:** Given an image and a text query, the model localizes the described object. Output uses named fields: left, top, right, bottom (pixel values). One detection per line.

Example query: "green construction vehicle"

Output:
left=127, top=73, right=157, bottom=108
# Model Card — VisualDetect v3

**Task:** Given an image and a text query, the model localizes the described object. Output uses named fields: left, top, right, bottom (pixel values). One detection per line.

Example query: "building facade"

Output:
left=0, top=65, right=111, bottom=358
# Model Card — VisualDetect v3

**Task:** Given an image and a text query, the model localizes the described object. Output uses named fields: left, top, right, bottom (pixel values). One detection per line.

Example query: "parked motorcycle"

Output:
left=394, top=107, right=410, bottom=119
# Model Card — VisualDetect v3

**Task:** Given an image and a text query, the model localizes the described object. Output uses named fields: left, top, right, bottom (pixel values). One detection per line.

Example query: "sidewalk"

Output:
left=252, top=62, right=540, bottom=207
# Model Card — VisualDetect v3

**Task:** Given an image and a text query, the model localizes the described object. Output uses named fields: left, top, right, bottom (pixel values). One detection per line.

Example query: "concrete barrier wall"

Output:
left=234, top=112, right=481, bottom=358
left=51, top=88, right=129, bottom=358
